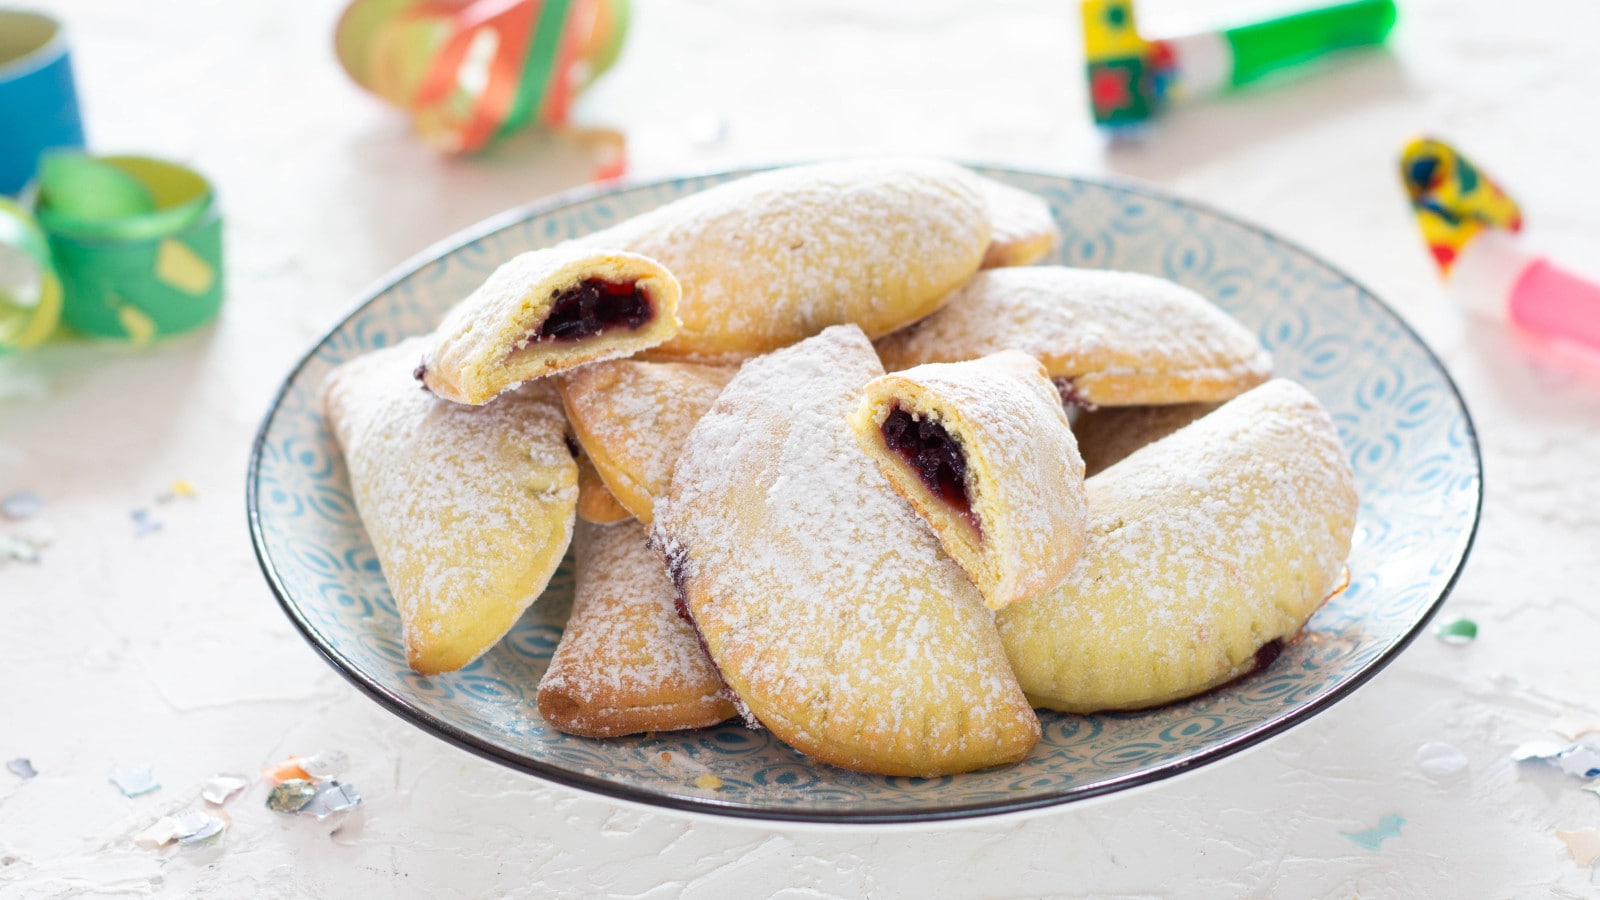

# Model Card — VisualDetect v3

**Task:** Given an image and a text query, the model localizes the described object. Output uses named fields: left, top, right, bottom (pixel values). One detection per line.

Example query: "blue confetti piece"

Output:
left=110, top=765, right=161, bottom=797
left=1342, top=813, right=1405, bottom=850
left=131, top=508, right=162, bottom=537
left=0, top=490, right=43, bottom=521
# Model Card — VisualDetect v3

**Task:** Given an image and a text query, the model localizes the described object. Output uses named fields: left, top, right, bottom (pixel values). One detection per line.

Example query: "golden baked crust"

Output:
left=322, top=339, right=578, bottom=675
left=574, top=449, right=632, bottom=525
left=650, top=326, right=1040, bottom=777
left=851, top=351, right=1087, bottom=610
left=537, top=521, right=737, bottom=737
left=1073, top=402, right=1219, bottom=477
left=996, top=379, right=1358, bottom=712
left=572, top=158, right=992, bottom=364
left=557, top=359, right=735, bottom=524
left=422, top=245, right=682, bottom=405
left=875, top=267, right=1273, bottom=406
left=976, top=176, right=1058, bottom=268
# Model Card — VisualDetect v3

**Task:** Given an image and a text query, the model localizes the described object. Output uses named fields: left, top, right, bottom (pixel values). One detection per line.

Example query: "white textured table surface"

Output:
left=4, top=0, right=1600, bottom=895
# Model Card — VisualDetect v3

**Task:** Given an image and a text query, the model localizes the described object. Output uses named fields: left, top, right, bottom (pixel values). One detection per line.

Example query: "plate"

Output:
left=248, top=165, right=1481, bottom=824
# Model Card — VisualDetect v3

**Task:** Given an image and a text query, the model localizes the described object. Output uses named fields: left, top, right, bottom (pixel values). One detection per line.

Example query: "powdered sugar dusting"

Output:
left=976, top=176, right=1058, bottom=268
left=875, top=267, right=1273, bottom=406
left=323, top=338, right=577, bottom=672
left=996, top=379, right=1358, bottom=712
left=651, top=325, right=1039, bottom=776
left=572, top=158, right=991, bottom=363
left=536, top=521, right=734, bottom=736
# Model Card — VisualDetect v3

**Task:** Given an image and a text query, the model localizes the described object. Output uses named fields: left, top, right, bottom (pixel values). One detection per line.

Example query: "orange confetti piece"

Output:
left=261, top=758, right=312, bottom=784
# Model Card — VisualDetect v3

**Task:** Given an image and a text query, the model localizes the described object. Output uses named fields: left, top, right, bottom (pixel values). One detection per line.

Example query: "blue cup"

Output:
left=0, top=10, right=86, bottom=196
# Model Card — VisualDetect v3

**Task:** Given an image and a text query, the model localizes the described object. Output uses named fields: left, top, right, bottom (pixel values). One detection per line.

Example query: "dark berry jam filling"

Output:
left=1052, top=376, right=1097, bottom=411
left=880, top=404, right=978, bottom=532
left=532, top=279, right=651, bottom=343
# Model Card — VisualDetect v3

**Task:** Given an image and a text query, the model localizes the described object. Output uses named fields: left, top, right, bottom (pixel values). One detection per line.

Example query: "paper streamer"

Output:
left=1082, top=0, right=1396, bottom=128
left=0, top=11, right=87, bottom=196
left=335, top=0, right=630, bottom=156
left=1399, top=137, right=1600, bottom=353
left=30, top=154, right=225, bottom=344
left=0, top=198, right=63, bottom=352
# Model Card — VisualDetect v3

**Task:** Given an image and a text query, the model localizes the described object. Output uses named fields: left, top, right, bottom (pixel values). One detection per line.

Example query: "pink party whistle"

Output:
left=1400, top=137, right=1600, bottom=352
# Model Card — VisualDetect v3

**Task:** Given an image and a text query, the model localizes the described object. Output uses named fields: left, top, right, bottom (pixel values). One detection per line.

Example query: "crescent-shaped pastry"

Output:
left=651, top=325, right=1040, bottom=777
left=419, top=245, right=682, bottom=405
left=1073, top=402, right=1219, bottom=477
left=874, top=267, right=1273, bottom=407
left=850, top=351, right=1088, bottom=610
left=537, top=521, right=737, bottom=737
left=323, top=339, right=578, bottom=674
left=976, top=176, right=1058, bottom=269
left=995, top=379, right=1358, bottom=713
left=573, top=158, right=992, bottom=364
left=574, top=449, right=632, bottom=525
left=557, top=359, right=736, bottom=524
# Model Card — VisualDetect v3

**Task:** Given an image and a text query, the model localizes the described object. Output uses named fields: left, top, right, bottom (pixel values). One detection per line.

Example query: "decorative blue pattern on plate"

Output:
left=248, top=166, right=1481, bottom=824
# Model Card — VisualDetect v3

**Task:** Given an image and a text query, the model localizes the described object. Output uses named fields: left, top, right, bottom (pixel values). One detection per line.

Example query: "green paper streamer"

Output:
left=1433, top=616, right=1477, bottom=644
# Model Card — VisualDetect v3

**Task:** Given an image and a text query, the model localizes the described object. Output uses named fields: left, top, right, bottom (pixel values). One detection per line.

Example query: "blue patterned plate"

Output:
left=248, top=165, right=1481, bottom=824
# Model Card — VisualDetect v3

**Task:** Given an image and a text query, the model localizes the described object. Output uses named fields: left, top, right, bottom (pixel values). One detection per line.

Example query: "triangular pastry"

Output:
left=651, top=325, right=1040, bottom=776
left=537, top=521, right=737, bottom=737
left=573, top=158, right=992, bottom=364
left=323, top=339, right=578, bottom=674
left=557, top=359, right=736, bottom=524
left=875, top=267, right=1272, bottom=407
left=419, top=245, right=682, bottom=405
left=851, top=351, right=1088, bottom=610
left=995, top=379, right=1358, bottom=713
left=976, top=176, right=1058, bottom=269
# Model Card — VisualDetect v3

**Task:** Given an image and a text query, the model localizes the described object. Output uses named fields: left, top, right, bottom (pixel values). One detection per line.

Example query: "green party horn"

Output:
left=31, top=152, right=223, bottom=344
left=0, top=197, right=63, bottom=351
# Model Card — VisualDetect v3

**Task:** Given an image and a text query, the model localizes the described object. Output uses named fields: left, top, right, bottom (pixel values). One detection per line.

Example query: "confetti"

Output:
left=1414, top=742, right=1468, bottom=782
left=1552, top=712, right=1600, bottom=741
left=300, top=750, right=349, bottom=780
left=1513, top=741, right=1600, bottom=778
left=110, top=765, right=160, bottom=797
left=6, top=758, right=36, bottom=779
left=262, top=757, right=312, bottom=784
left=693, top=774, right=723, bottom=790
left=200, top=774, right=249, bottom=806
left=1341, top=813, right=1405, bottom=850
left=133, top=816, right=182, bottom=849
left=1433, top=617, right=1477, bottom=644
left=0, top=534, right=42, bottom=564
left=172, top=809, right=227, bottom=846
left=300, top=781, right=362, bottom=819
left=1556, top=828, right=1600, bottom=866
left=0, top=490, right=43, bottom=520
left=131, top=508, right=162, bottom=537
left=266, top=778, right=318, bottom=813
left=155, top=480, right=197, bottom=504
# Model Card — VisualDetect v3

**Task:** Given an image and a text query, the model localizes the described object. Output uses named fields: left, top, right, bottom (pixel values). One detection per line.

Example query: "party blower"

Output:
left=1400, top=137, right=1600, bottom=352
left=1082, top=0, right=1396, bottom=128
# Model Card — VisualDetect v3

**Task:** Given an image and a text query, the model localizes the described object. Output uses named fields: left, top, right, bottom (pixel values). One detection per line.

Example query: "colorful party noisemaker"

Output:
left=29, top=153, right=224, bottom=344
left=335, top=0, right=629, bottom=155
left=1401, top=137, right=1600, bottom=353
left=0, top=10, right=87, bottom=195
left=1082, top=0, right=1397, bottom=128
left=0, top=197, right=63, bottom=352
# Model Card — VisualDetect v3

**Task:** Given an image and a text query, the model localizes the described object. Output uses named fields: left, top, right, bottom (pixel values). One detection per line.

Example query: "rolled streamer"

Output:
left=31, top=154, right=224, bottom=344
left=0, top=11, right=87, bottom=196
left=0, top=198, right=63, bottom=352
left=335, top=0, right=630, bottom=155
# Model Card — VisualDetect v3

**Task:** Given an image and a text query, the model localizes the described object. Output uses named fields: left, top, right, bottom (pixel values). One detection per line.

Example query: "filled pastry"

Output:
left=875, top=267, right=1273, bottom=407
left=976, top=176, right=1058, bottom=268
left=574, top=449, right=632, bottom=525
left=850, top=350, right=1088, bottom=610
left=572, top=158, right=992, bottom=364
left=995, top=379, right=1358, bottom=713
left=650, top=325, right=1040, bottom=777
left=557, top=358, right=736, bottom=524
left=1073, top=402, right=1219, bottom=476
left=419, top=245, right=682, bottom=405
left=537, top=521, right=737, bottom=737
left=323, top=339, right=578, bottom=674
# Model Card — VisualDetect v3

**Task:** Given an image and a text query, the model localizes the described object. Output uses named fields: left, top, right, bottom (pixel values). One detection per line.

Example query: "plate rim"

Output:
left=246, top=161, right=1485, bottom=825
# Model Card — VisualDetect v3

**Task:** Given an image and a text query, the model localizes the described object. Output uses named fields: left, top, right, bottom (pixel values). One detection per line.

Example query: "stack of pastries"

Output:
left=323, top=159, right=1358, bottom=778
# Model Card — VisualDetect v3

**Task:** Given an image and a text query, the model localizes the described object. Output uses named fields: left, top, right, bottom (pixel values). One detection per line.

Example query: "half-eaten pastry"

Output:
left=420, top=245, right=682, bottom=405
left=323, top=339, right=578, bottom=674
left=650, top=325, right=1040, bottom=777
left=851, top=350, right=1088, bottom=610
left=995, top=379, right=1358, bottom=713
left=875, top=266, right=1272, bottom=407
left=537, top=521, right=737, bottom=737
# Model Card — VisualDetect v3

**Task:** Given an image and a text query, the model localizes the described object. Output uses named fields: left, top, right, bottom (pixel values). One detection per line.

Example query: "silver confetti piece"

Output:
left=266, top=778, right=318, bottom=813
